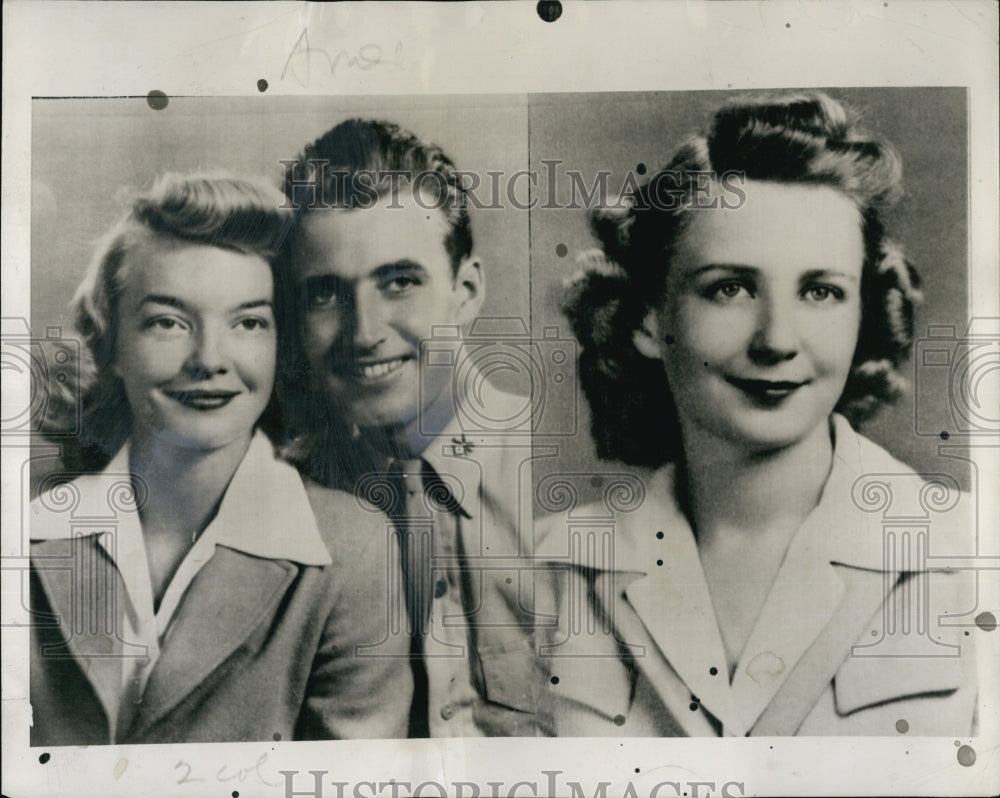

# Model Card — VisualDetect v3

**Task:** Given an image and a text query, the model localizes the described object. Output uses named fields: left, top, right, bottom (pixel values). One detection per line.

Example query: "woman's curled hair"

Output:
left=38, top=172, right=297, bottom=473
left=563, top=92, right=923, bottom=468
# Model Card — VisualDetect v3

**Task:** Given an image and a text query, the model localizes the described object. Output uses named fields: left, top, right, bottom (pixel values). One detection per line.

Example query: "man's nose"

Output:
left=748, top=295, right=799, bottom=365
left=351, top=289, right=388, bottom=351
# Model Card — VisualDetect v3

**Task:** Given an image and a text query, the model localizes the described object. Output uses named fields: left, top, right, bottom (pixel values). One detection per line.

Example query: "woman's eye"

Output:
left=804, top=285, right=844, bottom=302
left=236, top=317, right=271, bottom=332
left=708, top=281, right=752, bottom=301
left=144, top=316, right=187, bottom=333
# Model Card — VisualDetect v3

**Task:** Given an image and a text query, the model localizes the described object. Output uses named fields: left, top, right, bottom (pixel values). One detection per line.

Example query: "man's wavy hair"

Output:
left=282, top=118, right=472, bottom=274
left=42, top=172, right=297, bottom=472
left=563, top=92, right=922, bottom=468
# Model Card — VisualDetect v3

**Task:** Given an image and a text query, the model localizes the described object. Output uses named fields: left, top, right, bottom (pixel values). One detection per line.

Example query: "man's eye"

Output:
left=305, top=283, right=338, bottom=308
left=382, top=275, right=420, bottom=295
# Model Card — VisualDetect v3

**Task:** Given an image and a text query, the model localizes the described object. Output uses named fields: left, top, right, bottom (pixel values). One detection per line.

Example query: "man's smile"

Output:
left=334, top=355, right=413, bottom=383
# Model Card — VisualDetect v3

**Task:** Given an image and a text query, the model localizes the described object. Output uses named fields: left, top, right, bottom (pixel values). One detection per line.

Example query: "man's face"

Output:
left=292, top=194, right=482, bottom=432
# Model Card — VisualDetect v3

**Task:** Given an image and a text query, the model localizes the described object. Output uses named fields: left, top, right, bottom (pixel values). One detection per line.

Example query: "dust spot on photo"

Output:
left=146, top=90, right=169, bottom=111
left=537, top=0, right=562, bottom=23
left=974, top=611, right=996, bottom=632
left=957, top=744, right=976, bottom=767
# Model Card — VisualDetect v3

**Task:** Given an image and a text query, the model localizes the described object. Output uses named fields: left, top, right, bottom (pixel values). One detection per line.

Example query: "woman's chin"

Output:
left=688, top=406, right=832, bottom=457
left=134, top=422, right=256, bottom=454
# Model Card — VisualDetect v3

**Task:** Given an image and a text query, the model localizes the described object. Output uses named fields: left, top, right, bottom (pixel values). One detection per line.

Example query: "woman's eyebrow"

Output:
left=799, top=268, right=860, bottom=283
left=139, top=295, right=273, bottom=312
left=686, top=263, right=759, bottom=279
left=140, top=293, right=188, bottom=310
left=233, top=299, right=273, bottom=311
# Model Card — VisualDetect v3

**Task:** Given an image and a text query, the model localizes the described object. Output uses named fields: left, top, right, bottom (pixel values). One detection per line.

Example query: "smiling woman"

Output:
left=540, top=93, right=977, bottom=738
left=113, top=240, right=277, bottom=452
left=634, top=180, right=865, bottom=456
left=29, top=173, right=412, bottom=745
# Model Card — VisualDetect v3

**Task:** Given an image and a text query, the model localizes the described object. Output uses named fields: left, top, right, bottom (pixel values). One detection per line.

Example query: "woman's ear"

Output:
left=454, top=256, right=485, bottom=325
left=633, top=308, right=666, bottom=360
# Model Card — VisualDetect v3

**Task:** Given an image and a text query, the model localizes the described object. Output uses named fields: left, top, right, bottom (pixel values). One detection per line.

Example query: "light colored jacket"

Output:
left=30, top=433, right=412, bottom=745
left=536, top=416, right=978, bottom=736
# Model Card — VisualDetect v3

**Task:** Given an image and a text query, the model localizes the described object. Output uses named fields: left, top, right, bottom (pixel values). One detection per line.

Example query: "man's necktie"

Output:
left=389, top=459, right=434, bottom=636
left=387, top=457, right=464, bottom=736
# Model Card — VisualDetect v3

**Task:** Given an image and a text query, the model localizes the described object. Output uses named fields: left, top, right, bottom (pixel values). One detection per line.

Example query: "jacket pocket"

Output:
left=477, top=639, right=545, bottom=715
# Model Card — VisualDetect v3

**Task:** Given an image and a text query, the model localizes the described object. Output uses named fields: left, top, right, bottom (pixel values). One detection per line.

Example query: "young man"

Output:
left=282, top=119, right=547, bottom=737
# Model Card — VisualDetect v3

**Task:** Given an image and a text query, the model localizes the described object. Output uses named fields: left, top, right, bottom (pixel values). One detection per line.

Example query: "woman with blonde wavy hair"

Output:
left=541, top=93, right=976, bottom=737
left=30, top=172, right=411, bottom=744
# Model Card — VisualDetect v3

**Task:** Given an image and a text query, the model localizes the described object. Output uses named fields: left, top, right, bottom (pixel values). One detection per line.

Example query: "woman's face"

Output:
left=113, top=235, right=277, bottom=452
left=639, top=180, right=864, bottom=454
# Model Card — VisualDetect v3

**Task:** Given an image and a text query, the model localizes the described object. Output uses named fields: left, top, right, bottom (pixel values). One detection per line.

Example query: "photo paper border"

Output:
left=2, top=2, right=998, bottom=797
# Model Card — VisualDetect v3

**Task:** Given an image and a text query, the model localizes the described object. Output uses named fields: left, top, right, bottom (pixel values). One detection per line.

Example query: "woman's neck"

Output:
left=679, top=418, right=835, bottom=549
left=128, top=431, right=253, bottom=541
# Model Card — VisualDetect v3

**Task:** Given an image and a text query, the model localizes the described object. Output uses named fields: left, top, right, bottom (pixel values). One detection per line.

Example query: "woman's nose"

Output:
left=748, top=296, right=799, bottom=364
left=186, top=325, right=229, bottom=376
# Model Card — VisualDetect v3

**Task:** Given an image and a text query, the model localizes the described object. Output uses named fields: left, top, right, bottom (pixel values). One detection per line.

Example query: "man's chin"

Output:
left=336, top=400, right=414, bottom=433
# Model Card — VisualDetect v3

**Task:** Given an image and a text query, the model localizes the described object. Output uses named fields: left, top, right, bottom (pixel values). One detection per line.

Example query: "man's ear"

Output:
left=633, top=308, right=667, bottom=360
left=454, top=256, right=485, bottom=325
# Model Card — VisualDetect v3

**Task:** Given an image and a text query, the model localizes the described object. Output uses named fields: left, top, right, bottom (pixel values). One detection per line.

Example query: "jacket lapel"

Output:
left=613, top=475, right=743, bottom=731
left=750, top=564, right=898, bottom=735
left=624, top=568, right=741, bottom=731
left=127, top=547, right=297, bottom=737
left=727, top=535, right=846, bottom=734
left=32, top=536, right=144, bottom=733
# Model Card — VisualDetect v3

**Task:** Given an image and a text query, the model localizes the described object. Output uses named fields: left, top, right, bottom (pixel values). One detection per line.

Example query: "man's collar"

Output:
left=353, top=364, right=529, bottom=520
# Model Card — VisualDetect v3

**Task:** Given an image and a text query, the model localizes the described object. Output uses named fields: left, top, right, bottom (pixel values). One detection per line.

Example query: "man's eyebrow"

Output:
left=374, top=259, right=428, bottom=277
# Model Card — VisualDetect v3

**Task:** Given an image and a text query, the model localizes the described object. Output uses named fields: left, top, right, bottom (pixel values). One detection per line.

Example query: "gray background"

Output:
left=527, top=88, right=971, bottom=505
left=30, top=90, right=971, bottom=505
left=31, top=94, right=530, bottom=330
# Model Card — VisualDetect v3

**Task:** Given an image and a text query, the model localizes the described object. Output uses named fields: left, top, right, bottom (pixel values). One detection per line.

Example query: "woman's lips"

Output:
left=725, top=376, right=809, bottom=405
left=163, top=389, right=240, bottom=410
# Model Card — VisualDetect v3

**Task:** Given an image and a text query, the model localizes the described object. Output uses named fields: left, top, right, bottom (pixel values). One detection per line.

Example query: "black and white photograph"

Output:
left=2, top=2, right=998, bottom=797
